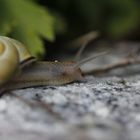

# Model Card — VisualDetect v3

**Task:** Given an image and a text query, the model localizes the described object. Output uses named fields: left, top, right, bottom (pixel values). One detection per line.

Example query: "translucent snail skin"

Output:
left=0, top=36, right=106, bottom=93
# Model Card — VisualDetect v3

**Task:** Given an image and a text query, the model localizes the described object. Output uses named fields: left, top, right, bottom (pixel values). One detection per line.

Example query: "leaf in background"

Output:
left=0, top=0, right=55, bottom=57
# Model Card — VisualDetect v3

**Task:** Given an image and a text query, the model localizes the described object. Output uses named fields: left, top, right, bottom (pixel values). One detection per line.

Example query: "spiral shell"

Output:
left=0, top=36, right=34, bottom=86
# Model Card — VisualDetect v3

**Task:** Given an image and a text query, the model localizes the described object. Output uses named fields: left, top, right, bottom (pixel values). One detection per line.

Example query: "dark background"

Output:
left=0, top=0, right=140, bottom=58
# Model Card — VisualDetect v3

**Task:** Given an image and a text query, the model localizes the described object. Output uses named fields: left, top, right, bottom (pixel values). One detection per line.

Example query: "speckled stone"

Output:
left=0, top=75, right=140, bottom=140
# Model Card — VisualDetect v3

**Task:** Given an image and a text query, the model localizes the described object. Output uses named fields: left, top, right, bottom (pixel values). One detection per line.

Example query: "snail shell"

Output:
left=0, top=36, right=34, bottom=86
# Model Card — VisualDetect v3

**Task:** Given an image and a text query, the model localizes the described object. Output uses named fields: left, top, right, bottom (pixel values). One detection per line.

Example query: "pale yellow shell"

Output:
left=0, top=36, right=32, bottom=63
left=0, top=36, right=33, bottom=86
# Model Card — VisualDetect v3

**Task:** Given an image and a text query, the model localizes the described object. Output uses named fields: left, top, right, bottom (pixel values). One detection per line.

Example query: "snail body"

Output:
left=6, top=61, right=83, bottom=91
left=0, top=36, right=105, bottom=94
left=0, top=36, right=83, bottom=93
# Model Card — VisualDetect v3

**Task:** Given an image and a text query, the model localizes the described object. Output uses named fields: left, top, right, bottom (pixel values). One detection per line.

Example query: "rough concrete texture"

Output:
left=1, top=43, right=140, bottom=140
left=0, top=75, right=140, bottom=140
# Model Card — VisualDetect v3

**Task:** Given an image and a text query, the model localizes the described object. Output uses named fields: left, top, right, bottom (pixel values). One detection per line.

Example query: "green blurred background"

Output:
left=0, top=0, right=140, bottom=57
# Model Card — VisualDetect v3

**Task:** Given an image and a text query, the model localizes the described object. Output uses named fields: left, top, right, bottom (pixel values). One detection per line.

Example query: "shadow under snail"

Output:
left=0, top=36, right=106, bottom=94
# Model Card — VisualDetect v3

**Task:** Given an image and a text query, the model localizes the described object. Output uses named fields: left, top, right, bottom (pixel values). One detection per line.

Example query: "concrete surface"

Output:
left=0, top=75, right=140, bottom=140
left=1, top=43, right=140, bottom=140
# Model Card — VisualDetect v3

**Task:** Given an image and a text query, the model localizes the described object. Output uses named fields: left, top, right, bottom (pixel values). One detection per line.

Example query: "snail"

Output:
left=0, top=36, right=106, bottom=94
